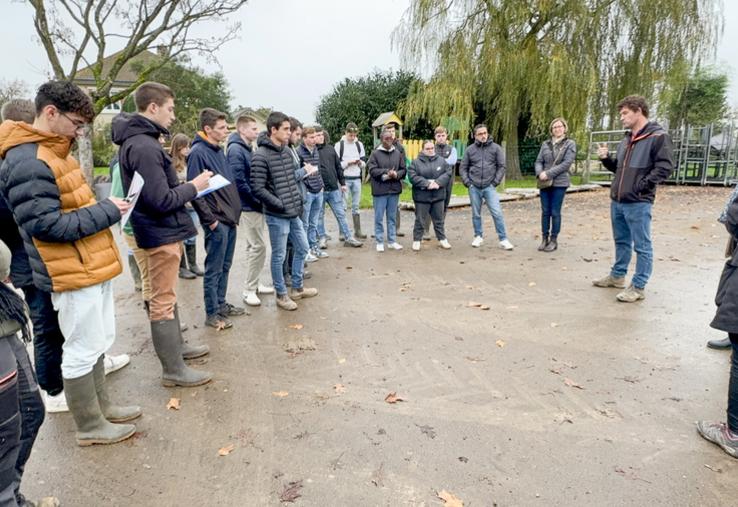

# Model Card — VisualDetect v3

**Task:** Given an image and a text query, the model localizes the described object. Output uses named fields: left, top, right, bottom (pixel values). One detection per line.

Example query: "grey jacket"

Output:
left=534, top=138, right=576, bottom=188
left=459, top=139, right=506, bottom=189
left=712, top=197, right=738, bottom=334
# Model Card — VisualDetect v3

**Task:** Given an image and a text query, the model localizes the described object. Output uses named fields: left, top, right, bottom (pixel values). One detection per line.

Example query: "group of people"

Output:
left=1, top=79, right=737, bottom=506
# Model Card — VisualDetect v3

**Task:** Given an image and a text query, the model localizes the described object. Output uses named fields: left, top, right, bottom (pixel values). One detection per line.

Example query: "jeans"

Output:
left=610, top=201, right=653, bottom=289
left=203, top=222, right=237, bottom=316
left=302, top=191, right=323, bottom=249
left=540, top=186, right=567, bottom=237
left=344, top=179, right=362, bottom=216
left=413, top=200, right=446, bottom=241
left=373, top=194, right=400, bottom=244
left=184, top=207, right=199, bottom=246
left=51, top=281, right=115, bottom=379
left=0, top=335, right=45, bottom=507
left=322, top=189, right=352, bottom=239
left=469, top=185, right=508, bottom=240
left=240, top=212, right=269, bottom=292
left=21, top=285, right=64, bottom=396
left=266, top=215, right=309, bottom=295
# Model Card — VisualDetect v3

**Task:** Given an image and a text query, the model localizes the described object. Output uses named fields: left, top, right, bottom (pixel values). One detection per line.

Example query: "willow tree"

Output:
left=394, top=0, right=722, bottom=178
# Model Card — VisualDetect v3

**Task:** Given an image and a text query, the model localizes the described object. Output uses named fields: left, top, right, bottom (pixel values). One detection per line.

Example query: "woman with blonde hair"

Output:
left=170, top=134, right=204, bottom=277
left=534, top=117, right=576, bottom=252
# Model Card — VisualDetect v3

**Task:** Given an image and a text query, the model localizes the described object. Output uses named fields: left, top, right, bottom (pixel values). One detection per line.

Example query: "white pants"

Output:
left=52, top=281, right=115, bottom=379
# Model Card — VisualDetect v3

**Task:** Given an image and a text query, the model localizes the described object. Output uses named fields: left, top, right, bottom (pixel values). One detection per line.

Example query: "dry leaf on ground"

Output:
left=495, top=339, right=506, bottom=348
left=166, top=397, right=180, bottom=410
left=563, top=378, right=585, bottom=389
left=279, top=480, right=303, bottom=503
left=334, top=384, right=346, bottom=394
left=479, top=304, right=490, bottom=310
left=338, top=358, right=346, bottom=364
left=218, top=443, right=235, bottom=456
left=272, top=391, right=289, bottom=397
left=384, top=392, right=404, bottom=404
left=437, top=489, right=464, bottom=506
left=528, top=282, right=537, bottom=287
left=288, top=324, right=304, bottom=330
left=467, top=301, right=483, bottom=307
left=550, top=322, right=559, bottom=328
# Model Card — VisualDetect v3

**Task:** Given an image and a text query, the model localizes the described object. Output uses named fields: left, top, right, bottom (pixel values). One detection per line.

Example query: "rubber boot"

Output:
left=185, top=243, right=204, bottom=276
left=538, top=235, right=549, bottom=251
left=396, top=209, right=405, bottom=236
left=92, top=356, right=141, bottom=423
left=63, top=371, right=136, bottom=446
left=352, top=214, right=367, bottom=239
left=128, top=253, right=142, bottom=291
left=174, top=304, right=209, bottom=359
left=151, top=318, right=212, bottom=387
left=178, top=253, right=196, bottom=279
left=544, top=235, right=558, bottom=252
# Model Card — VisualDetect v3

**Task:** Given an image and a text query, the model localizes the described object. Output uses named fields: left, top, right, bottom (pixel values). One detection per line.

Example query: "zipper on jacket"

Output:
left=617, top=132, right=652, bottom=201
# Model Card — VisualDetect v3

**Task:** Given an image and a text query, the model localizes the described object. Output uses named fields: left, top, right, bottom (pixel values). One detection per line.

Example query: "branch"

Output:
left=29, top=0, right=66, bottom=79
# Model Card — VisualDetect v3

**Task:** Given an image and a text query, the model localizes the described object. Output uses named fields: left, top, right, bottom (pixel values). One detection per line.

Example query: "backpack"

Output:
left=339, top=139, right=364, bottom=161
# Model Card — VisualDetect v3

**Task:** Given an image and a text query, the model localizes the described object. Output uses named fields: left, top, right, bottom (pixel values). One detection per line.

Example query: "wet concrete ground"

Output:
left=21, top=186, right=738, bottom=506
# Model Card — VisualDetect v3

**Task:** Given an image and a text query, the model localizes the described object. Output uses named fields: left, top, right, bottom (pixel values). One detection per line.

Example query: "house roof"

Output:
left=73, top=49, right=161, bottom=87
left=371, top=111, right=403, bottom=128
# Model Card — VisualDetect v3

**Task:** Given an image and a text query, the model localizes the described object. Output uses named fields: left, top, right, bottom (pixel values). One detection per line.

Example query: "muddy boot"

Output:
left=63, top=371, right=136, bottom=446
left=128, top=253, right=142, bottom=291
left=151, top=318, right=212, bottom=387
left=352, top=214, right=367, bottom=239
left=92, top=356, right=141, bottom=423
left=396, top=209, right=405, bottom=236
left=174, top=304, right=209, bottom=359
left=538, top=235, right=549, bottom=251
left=544, top=235, right=558, bottom=252
left=178, top=253, right=196, bottom=279
left=185, top=243, right=204, bottom=276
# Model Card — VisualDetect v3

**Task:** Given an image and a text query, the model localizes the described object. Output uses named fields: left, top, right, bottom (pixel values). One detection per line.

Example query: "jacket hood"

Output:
left=192, top=132, right=223, bottom=151
left=474, top=138, right=493, bottom=147
left=0, top=120, right=71, bottom=159
left=417, top=153, right=440, bottom=163
left=257, top=131, right=285, bottom=152
left=227, top=132, right=252, bottom=151
left=629, top=121, right=664, bottom=138
left=111, top=113, right=168, bottom=146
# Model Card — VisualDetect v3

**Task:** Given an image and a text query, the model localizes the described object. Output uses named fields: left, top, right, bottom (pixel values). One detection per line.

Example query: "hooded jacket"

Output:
left=112, top=113, right=197, bottom=249
left=317, top=141, right=345, bottom=192
left=226, top=132, right=261, bottom=213
left=0, top=121, right=122, bottom=292
left=250, top=134, right=304, bottom=219
left=459, top=138, right=506, bottom=189
left=601, top=121, right=673, bottom=203
left=408, top=153, right=452, bottom=203
left=367, top=145, right=406, bottom=196
left=187, top=132, right=242, bottom=227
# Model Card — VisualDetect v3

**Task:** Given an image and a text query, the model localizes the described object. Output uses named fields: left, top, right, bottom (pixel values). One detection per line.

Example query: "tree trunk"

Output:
left=78, top=126, right=95, bottom=185
left=505, top=127, right=522, bottom=180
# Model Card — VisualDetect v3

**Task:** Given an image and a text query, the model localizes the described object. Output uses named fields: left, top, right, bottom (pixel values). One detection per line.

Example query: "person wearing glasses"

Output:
left=408, top=140, right=453, bottom=251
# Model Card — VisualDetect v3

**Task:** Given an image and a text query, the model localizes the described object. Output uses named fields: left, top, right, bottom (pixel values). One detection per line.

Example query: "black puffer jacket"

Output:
left=368, top=146, right=406, bottom=196
left=250, top=134, right=304, bottom=219
left=112, top=113, right=197, bottom=249
left=317, top=141, right=345, bottom=192
left=601, top=121, right=673, bottom=203
left=459, top=139, right=506, bottom=188
left=408, top=153, right=452, bottom=203
left=0, top=189, right=31, bottom=288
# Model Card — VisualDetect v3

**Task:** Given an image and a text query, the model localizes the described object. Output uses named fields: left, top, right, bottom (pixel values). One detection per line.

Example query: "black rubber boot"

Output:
left=352, top=214, right=367, bottom=239
left=396, top=209, right=405, bottom=236
left=185, top=243, right=204, bottom=276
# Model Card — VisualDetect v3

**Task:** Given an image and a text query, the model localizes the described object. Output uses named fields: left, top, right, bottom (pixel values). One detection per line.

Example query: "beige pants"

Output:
left=124, top=233, right=151, bottom=302
left=144, top=242, right=181, bottom=321
left=241, top=211, right=269, bottom=292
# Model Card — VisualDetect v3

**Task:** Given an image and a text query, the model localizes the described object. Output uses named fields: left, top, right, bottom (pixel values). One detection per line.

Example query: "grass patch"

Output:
left=94, top=166, right=108, bottom=178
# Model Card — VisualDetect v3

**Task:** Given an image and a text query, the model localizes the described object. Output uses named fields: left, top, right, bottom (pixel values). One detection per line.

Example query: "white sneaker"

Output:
left=471, top=236, right=484, bottom=247
left=499, top=239, right=514, bottom=250
left=388, top=242, right=403, bottom=250
left=412, top=241, right=421, bottom=251
left=104, top=354, right=130, bottom=376
left=315, top=249, right=329, bottom=259
left=44, top=391, right=68, bottom=413
left=318, top=237, right=328, bottom=249
left=376, top=243, right=385, bottom=252
left=243, top=290, right=261, bottom=306
left=439, top=239, right=452, bottom=249
left=257, top=284, right=275, bottom=294
left=305, top=252, right=318, bottom=263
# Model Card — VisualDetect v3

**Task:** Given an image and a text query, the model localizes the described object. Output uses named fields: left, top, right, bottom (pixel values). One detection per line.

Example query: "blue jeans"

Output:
left=610, top=201, right=653, bottom=289
left=321, top=189, right=352, bottom=239
left=373, top=194, right=400, bottom=244
left=302, top=191, right=323, bottom=249
left=266, top=215, right=309, bottom=295
left=344, top=179, right=362, bottom=216
left=469, top=185, right=507, bottom=240
left=184, top=207, right=199, bottom=246
left=22, top=285, right=64, bottom=396
left=203, top=222, right=237, bottom=316
left=539, top=186, right=567, bottom=237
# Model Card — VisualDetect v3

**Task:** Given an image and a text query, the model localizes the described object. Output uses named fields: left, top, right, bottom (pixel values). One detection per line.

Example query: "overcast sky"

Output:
left=1, top=0, right=736, bottom=124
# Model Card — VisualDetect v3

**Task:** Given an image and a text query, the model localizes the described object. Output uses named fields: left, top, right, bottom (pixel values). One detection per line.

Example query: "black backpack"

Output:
left=339, top=139, right=364, bottom=161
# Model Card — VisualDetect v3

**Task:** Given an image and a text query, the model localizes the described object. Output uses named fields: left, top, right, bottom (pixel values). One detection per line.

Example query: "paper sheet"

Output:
left=120, top=171, right=143, bottom=229
left=196, top=173, right=231, bottom=198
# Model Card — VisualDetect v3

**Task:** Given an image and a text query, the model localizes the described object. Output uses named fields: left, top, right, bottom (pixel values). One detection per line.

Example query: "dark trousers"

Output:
left=728, top=333, right=738, bottom=433
left=0, top=335, right=45, bottom=506
left=539, top=186, right=566, bottom=237
left=413, top=200, right=446, bottom=241
left=203, top=222, right=237, bottom=317
left=22, top=286, right=64, bottom=396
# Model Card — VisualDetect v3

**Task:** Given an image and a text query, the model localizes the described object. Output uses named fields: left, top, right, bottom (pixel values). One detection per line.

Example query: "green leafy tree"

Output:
left=395, top=0, right=722, bottom=178
left=668, top=68, right=729, bottom=127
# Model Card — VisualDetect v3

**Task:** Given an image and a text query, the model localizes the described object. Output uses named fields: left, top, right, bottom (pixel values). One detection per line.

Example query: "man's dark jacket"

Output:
left=367, top=146, right=407, bottom=196
left=297, top=144, right=324, bottom=194
left=601, top=121, right=673, bottom=203
left=226, top=132, right=261, bottom=213
left=187, top=133, right=242, bottom=227
left=459, top=139, right=506, bottom=189
left=112, top=113, right=197, bottom=249
left=250, top=135, right=304, bottom=219
left=317, top=142, right=345, bottom=192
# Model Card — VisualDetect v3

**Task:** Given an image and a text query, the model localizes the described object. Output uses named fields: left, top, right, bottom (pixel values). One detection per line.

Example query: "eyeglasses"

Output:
left=59, top=111, right=86, bottom=130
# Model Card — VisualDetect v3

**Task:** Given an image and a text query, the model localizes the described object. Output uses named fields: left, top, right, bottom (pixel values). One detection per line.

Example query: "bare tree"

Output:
left=0, top=79, right=31, bottom=105
left=28, top=0, right=248, bottom=180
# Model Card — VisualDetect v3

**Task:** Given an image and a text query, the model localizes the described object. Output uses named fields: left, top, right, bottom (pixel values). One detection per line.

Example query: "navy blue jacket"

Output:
left=226, top=132, right=261, bottom=213
left=297, top=144, right=324, bottom=194
left=187, top=133, right=242, bottom=227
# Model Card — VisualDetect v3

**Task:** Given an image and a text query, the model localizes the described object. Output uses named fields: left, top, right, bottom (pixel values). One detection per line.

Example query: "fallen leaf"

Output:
left=528, top=282, right=537, bottom=287
left=333, top=383, right=346, bottom=394
left=215, top=320, right=227, bottom=331
left=495, top=339, right=506, bottom=348
left=437, top=489, right=464, bottom=507
left=550, top=322, right=559, bottom=328
left=384, top=391, right=404, bottom=404
left=218, top=443, right=235, bottom=456
left=691, top=225, right=700, bottom=230
left=272, top=391, right=289, bottom=397
left=279, top=480, right=303, bottom=503
left=563, top=378, right=584, bottom=389
left=479, top=304, right=490, bottom=310
left=338, top=358, right=346, bottom=364
left=166, top=397, right=180, bottom=410
left=467, top=301, right=483, bottom=308
left=288, top=324, right=304, bottom=330
left=465, top=356, right=485, bottom=363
